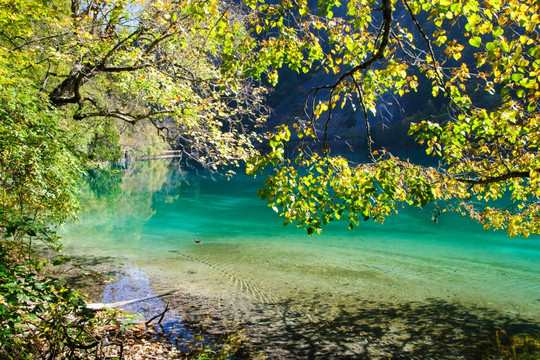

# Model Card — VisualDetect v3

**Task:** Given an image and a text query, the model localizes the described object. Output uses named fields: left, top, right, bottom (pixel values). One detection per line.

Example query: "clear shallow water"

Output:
left=60, top=159, right=540, bottom=357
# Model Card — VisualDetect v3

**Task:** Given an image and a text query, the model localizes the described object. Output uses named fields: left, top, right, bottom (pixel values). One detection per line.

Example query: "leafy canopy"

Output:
left=0, top=1, right=269, bottom=357
left=1, top=0, right=268, bottom=169
left=2, top=0, right=538, bottom=240
left=240, top=0, right=540, bottom=238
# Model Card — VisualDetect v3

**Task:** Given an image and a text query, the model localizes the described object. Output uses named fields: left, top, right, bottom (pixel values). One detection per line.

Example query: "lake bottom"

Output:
left=73, top=247, right=539, bottom=360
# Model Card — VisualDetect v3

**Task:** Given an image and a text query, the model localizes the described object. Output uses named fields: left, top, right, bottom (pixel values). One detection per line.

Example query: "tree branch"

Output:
left=9, top=32, right=72, bottom=53
left=313, top=0, right=392, bottom=152
left=49, top=63, right=93, bottom=106
left=332, top=0, right=392, bottom=88
left=97, top=58, right=167, bottom=73
left=100, top=28, right=144, bottom=68
left=455, top=170, right=532, bottom=185
left=402, top=0, right=453, bottom=101
left=144, top=32, right=175, bottom=55
left=145, top=303, right=170, bottom=326
left=351, top=74, right=376, bottom=161
left=76, top=108, right=175, bottom=124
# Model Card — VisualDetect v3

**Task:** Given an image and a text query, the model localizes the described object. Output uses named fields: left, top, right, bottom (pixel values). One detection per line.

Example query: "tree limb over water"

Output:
left=241, top=0, right=540, bottom=238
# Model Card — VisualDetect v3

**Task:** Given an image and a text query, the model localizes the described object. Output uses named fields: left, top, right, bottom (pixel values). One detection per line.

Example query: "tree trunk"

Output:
left=49, top=63, right=93, bottom=107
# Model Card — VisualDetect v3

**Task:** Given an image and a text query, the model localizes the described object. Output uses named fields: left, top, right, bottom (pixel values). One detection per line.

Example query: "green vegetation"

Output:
left=87, top=118, right=123, bottom=162
left=1, top=0, right=539, bottom=357
left=0, top=239, right=99, bottom=359
left=485, top=331, right=540, bottom=360
left=244, top=0, right=540, bottom=238
left=0, top=82, right=95, bottom=358
left=0, top=0, right=265, bottom=357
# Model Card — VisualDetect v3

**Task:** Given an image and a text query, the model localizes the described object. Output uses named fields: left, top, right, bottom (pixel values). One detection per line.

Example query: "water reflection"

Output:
left=70, top=160, right=175, bottom=251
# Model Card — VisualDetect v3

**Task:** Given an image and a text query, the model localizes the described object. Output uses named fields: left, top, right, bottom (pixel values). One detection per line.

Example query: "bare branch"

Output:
left=76, top=107, right=175, bottom=125
left=98, top=58, right=167, bottom=73
left=351, top=75, right=376, bottom=161
left=9, top=32, right=72, bottom=53
left=143, top=32, right=175, bottom=55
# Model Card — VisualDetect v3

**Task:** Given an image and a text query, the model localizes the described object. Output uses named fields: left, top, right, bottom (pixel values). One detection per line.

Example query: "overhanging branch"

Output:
left=455, top=170, right=532, bottom=185
left=332, top=0, right=392, bottom=88
left=315, top=0, right=392, bottom=151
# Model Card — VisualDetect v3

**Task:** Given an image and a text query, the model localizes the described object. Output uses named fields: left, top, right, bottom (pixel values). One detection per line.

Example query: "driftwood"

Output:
left=86, top=290, right=177, bottom=311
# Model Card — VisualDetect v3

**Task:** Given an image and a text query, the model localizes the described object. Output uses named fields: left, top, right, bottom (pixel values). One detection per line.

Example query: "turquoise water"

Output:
left=60, top=159, right=540, bottom=357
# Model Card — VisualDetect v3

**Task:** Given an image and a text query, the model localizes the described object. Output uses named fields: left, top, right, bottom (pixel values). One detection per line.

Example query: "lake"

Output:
left=59, top=158, right=540, bottom=358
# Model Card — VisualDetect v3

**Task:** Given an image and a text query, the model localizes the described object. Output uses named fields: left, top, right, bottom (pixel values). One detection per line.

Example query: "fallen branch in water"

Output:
left=86, top=290, right=177, bottom=311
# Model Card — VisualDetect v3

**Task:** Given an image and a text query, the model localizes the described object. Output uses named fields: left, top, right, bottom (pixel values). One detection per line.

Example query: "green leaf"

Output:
left=493, top=27, right=504, bottom=38
left=511, top=73, right=523, bottom=82
left=469, top=36, right=482, bottom=48
left=485, top=42, right=496, bottom=52
left=520, top=78, right=535, bottom=88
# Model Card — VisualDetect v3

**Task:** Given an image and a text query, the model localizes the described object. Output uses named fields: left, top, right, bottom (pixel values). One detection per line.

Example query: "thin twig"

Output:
left=145, top=303, right=170, bottom=326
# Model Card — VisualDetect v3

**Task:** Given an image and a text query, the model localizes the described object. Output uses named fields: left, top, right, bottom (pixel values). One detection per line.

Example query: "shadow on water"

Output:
left=245, top=297, right=540, bottom=359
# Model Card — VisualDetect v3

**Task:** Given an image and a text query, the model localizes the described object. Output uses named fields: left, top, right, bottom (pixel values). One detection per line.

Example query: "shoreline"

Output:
left=56, top=256, right=540, bottom=359
left=93, top=152, right=184, bottom=167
